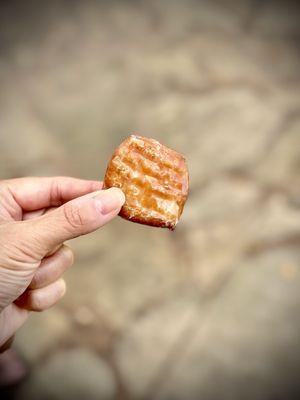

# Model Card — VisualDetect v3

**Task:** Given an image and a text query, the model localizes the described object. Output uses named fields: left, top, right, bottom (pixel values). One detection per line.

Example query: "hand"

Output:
left=0, top=177, right=125, bottom=347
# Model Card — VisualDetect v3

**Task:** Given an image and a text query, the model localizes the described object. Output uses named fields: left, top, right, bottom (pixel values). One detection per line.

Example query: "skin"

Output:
left=0, top=177, right=125, bottom=349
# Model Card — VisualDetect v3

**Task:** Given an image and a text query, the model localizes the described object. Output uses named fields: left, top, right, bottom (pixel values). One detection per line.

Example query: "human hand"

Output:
left=0, top=177, right=125, bottom=347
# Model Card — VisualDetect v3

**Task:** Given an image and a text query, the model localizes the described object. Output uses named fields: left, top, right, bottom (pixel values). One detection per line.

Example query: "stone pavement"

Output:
left=0, top=0, right=300, bottom=399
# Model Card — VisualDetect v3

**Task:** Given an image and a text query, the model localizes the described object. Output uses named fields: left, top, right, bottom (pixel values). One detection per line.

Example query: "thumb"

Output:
left=29, top=187, right=125, bottom=253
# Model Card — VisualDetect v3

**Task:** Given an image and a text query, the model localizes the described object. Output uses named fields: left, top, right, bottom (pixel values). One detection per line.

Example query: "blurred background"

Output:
left=0, top=0, right=300, bottom=399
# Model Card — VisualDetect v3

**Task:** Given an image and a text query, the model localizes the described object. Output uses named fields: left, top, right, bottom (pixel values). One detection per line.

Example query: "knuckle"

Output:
left=30, top=292, right=44, bottom=312
left=62, top=246, right=74, bottom=266
left=49, top=179, right=64, bottom=206
left=65, top=247, right=74, bottom=265
left=63, top=203, right=85, bottom=231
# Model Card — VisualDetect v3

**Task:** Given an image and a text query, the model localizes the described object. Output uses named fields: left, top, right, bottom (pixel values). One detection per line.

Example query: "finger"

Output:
left=29, top=245, right=74, bottom=289
left=22, top=206, right=57, bottom=221
left=15, top=278, right=66, bottom=312
left=4, top=177, right=103, bottom=211
left=0, top=304, right=29, bottom=348
left=25, top=187, right=125, bottom=254
left=0, top=335, right=15, bottom=353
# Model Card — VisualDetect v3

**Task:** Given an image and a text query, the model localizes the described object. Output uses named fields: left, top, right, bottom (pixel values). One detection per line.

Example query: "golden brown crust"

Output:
left=103, top=134, right=189, bottom=229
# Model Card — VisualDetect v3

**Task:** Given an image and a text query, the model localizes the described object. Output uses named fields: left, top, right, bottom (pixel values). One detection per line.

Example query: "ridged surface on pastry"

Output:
left=104, top=135, right=189, bottom=229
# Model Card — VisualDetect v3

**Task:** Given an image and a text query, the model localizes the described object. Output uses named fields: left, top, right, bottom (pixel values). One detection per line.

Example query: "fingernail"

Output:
left=94, top=187, right=125, bottom=215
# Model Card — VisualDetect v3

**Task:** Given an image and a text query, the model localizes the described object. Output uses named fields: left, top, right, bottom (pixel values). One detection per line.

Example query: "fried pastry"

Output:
left=103, top=135, right=189, bottom=229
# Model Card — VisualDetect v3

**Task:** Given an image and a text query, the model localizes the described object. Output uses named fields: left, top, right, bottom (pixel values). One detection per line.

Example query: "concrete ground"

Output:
left=0, top=0, right=300, bottom=399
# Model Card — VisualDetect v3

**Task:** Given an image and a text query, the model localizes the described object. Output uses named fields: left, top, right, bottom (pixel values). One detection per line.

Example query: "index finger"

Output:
left=3, top=177, right=103, bottom=211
